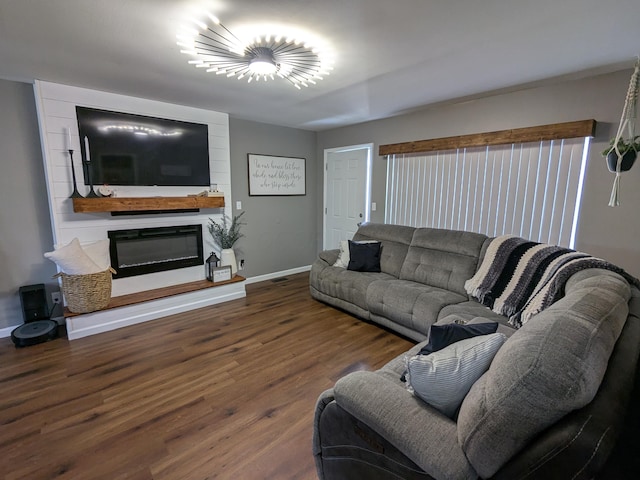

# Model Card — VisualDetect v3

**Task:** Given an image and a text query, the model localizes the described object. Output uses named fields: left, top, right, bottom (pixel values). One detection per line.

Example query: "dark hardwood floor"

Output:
left=0, top=273, right=413, bottom=480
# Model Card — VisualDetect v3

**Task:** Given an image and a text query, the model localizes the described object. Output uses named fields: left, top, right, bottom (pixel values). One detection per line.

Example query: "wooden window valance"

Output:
left=378, top=119, right=596, bottom=156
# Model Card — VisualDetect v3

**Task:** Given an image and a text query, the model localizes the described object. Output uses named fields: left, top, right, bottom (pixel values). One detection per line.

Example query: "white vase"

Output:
left=220, top=248, right=237, bottom=276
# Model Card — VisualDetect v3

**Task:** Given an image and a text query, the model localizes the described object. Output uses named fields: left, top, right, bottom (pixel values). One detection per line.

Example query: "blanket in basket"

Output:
left=465, top=235, right=639, bottom=328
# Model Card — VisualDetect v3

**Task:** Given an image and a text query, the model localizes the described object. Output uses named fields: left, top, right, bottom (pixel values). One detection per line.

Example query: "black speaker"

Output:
left=19, top=284, right=49, bottom=323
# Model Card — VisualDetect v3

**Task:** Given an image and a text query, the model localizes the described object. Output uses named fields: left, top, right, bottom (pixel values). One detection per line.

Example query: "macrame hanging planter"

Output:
left=605, top=58, right=640, bottom=207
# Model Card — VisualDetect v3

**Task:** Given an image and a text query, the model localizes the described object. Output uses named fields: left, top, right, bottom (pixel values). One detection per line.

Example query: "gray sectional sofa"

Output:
left=310, top=223, right=640, bottom=479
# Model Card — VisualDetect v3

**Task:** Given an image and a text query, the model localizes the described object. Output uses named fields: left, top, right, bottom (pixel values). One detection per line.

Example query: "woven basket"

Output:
left=54, top=267, right=115, bottom=314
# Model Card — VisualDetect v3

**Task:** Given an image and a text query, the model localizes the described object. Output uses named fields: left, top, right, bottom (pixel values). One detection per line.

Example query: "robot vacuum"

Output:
left=11, top=320, right=58, bottom=348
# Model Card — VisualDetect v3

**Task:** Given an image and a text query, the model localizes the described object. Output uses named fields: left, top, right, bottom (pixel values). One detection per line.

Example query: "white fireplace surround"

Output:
left=34, top=80, right=245, bottom=339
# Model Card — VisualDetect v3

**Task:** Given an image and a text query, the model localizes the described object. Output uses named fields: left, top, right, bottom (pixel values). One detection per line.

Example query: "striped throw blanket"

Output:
left=465, top=235, right=639, bottom=328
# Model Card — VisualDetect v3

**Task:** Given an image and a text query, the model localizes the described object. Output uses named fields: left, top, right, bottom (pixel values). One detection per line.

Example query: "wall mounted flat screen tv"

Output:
left=76, top=106, right=210, bottom=186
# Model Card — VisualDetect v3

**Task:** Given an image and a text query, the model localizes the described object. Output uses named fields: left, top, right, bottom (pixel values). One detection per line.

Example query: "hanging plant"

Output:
left=602, top=136, right=639, bottom=172
left=604, top=58, right=639, bottom=207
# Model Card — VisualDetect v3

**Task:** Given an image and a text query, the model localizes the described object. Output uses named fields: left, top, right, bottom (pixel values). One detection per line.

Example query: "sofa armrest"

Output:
left=334, top=371, right=477, bottom=479
left=313, top=388, right=335, bottom=456
left=313, top=388, right=335, bottom=479
left=318, top=249, right=339, bottom=266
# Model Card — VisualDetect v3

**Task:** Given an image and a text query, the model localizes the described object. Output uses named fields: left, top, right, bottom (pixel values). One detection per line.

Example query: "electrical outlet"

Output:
left=239, top=259, right=245, bottom=270
left=51, top=292, right=62, bottom=304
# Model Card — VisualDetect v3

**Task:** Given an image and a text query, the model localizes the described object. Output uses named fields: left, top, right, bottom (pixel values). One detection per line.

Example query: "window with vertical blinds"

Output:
left=385, top=137, right=591, bottom=248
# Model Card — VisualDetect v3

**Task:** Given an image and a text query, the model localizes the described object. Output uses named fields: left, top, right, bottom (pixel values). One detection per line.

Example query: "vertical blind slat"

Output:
left=384, top=138, right=589, bottom=248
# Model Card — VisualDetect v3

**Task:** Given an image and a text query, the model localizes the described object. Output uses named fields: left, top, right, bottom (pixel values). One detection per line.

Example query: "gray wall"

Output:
left=317, top=69, right=640, bottom=278
left=0, top=80, right=59, bottom=330
left=228, top=118, right=318, bottom=278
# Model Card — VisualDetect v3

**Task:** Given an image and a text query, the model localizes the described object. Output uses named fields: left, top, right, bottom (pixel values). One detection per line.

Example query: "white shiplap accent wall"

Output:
left=33, top=80, right=232, bottom=296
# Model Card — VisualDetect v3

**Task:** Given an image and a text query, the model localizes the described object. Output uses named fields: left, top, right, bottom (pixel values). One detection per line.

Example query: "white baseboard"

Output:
left=245, top=265, right=311, bottom=285
left=66, top=280, right=246, bottom=340
left=0, top=325, right=17, bottom=339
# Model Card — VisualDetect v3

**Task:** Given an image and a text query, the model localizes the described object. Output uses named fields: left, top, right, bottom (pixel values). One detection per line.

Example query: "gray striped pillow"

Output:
left=406, top=333, right=506, bottom=418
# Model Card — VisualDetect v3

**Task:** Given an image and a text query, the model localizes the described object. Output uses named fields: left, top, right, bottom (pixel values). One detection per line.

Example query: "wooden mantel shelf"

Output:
left=72, top=196, right=225, bottom=213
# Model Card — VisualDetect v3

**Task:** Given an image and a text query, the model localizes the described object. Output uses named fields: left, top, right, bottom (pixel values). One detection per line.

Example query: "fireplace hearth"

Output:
left=108, top=225, right=204, bottom=279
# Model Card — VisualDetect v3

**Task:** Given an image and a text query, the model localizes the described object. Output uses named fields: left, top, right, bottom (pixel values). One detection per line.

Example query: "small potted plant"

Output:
left=208, top=211, right=245, bottom=275
left=602, top=135, right=640, bottom=172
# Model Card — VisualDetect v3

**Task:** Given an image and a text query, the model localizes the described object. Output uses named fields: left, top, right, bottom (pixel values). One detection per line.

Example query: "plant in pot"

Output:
left=605, top=58, right=639, bottom=207
left=602, top=136, right=640, bottom=173
left=208, top=211, right=245, bottom=276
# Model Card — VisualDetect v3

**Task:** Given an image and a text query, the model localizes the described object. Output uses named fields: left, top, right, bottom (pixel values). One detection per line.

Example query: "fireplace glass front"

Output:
left=108, top=225, right=204, bottom=279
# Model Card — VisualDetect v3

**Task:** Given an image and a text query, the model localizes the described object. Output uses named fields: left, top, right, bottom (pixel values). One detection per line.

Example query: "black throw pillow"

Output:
left=418, top=322, right=499, bottom=355
left=347, top=241, right=381, bottom=272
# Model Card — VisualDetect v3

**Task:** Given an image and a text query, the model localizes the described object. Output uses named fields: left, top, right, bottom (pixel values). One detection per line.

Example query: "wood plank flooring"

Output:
left=0, top=273, right=413, bottom=480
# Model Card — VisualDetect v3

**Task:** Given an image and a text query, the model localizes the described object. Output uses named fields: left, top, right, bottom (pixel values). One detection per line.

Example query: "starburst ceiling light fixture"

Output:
left=176, top=12, right=334, bottom=89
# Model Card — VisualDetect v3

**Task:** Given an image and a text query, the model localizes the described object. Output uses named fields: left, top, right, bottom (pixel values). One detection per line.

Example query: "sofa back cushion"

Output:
left=354, top=223, right=416, bottom=278
left=400, top=228, right=487, bottom=296
left=456, top=271, right=632, bottom=478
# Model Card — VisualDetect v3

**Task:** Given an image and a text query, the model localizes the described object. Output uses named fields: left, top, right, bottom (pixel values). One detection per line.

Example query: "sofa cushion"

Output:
left=438, top=300, right=506, bottom=324
left=407, top=333, right=507, bottom=418
left=347, top=240, right=381, bottom=272
left=311, top=265, right=394, bottom=312
left=353, top=223, right=416, bottom=277
left=400, top=228, right=487, bottom=296
left=457, top=272, right=632, bottom=478
left=367, top=279, right=467, bottom=337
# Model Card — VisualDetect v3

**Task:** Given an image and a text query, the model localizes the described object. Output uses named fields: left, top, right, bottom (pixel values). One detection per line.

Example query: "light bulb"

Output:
left=249, top=59, right=277, bottom=75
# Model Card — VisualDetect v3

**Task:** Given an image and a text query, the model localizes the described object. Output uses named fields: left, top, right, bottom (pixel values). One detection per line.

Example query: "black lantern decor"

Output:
left=205, top=252, right=220, bottom=281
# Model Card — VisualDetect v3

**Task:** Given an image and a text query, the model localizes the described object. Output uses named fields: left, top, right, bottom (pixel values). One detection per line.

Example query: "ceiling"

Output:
left=1, top=0, right=639, bottom=131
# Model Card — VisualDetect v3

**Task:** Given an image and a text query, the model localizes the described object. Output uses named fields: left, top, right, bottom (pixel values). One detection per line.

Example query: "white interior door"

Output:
left=323, top=144, right=372, bottom=250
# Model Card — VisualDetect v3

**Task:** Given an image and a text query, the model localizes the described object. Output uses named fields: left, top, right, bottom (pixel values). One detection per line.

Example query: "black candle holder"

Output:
left=68, top=149, right=84, bottom=198
left=84, top=159, right=99, bottom=198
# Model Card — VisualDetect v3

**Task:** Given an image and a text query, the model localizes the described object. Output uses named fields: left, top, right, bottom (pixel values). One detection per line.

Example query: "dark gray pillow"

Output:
left=347, top=241, right=381, bottom=272
left=419, top=322, right=499, bottom=355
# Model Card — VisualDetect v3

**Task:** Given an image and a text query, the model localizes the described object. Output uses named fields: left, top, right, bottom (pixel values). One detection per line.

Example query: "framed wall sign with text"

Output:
left=248, top=154, right=306, bottom=196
